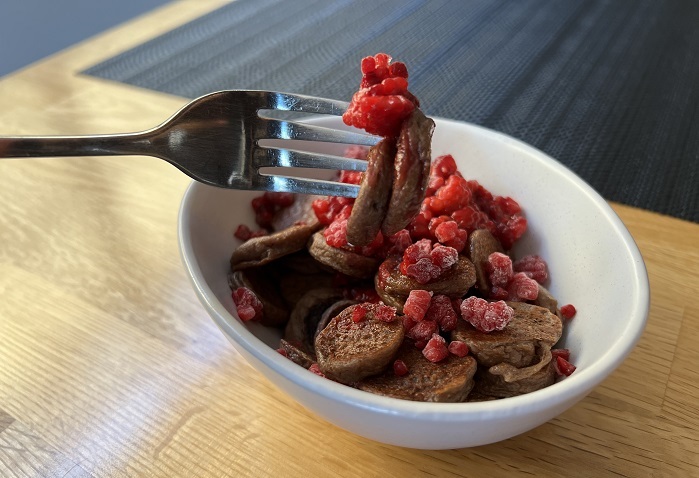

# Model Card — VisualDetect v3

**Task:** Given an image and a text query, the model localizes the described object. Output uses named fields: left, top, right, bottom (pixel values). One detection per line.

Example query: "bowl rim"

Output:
left=177, top=117, right=650, bottom=421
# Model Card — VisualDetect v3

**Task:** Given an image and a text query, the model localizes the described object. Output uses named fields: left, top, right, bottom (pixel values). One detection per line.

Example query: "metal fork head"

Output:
left=153, top=90, right=379, bottom=197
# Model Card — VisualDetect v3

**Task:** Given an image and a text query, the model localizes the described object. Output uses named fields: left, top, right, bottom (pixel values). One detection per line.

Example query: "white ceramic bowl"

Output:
left=178, top=117, right=649, bottom=449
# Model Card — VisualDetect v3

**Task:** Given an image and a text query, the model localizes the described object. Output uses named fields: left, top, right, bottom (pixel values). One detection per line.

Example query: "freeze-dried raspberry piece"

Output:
left=514, top=255, right=549, bottom=284
left=507, top=272, right=539, bottom=301
left=343, top=145, right=369, bottom=159
left=403, top=290, right=433, bottom=321
left=426, top=175, right=445, bottom=196
left=324, top=217, right=349, bottom=248
left=430, top=244, right=458, bottom=269
left=312, top=196, right=353, bottom=225
left=393, top=359, right=409, bottom=376
left=551, top=349, right=570, bottom=361
left=339, top=170, right=363, bottom=185
left=422, top=334, right=449, bottom=363
left=497, top=215, right=528, bottom=250
left=232, top=287, right=264, bottom=322
left=234, top=224, right=268, bottom=242
left=309, top=363, right=326, bottom=377
left=484, top=301, right=515, bottom=330
left=405, top=258, right=442, bottom=284
left=387, top=229, right=413, bottom=254
left=408, top=208, right=432, bottom=239
left=425, top=295, right=458, bottom=332
left=560, top=304, right=577, bottom=319
left=431, top=219, right=469, bottom=249
left=554, top=356, right=576, bottom=376
left=343, top=54, right=419, bottom=137
left=460, top=297, right=513, bottom=332
left=352, top=305, right=367, bottom=323
left=451, top=205, right=487, bottom=232
left=435, top=174, right=472, bottom=214
left=487, top=252, right=514, bottom=287
left=359, top=53, right=408, bottom=88
left=406, top=319, right=438, bottom=343
left=398, top=240, right=463, bottom=284
left=250, top=192, right=296, bottom=228
left=448, top=340, right=469, bottom=357
left=402, top=315, right=417, bottom=333
left=375, top=304, right=398, bottom=322
left=431, top=154, right=458, bottom=178
left=490, top=286, right=509, bottom=300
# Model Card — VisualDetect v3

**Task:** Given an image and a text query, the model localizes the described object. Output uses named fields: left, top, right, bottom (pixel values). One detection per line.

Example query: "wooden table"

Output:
left=1, top=1, right=697, bottom=476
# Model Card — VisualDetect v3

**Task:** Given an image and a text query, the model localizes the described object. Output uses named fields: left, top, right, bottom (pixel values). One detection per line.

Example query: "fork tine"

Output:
left=254, top=147, right=368, bottom=171
left=253, top=174, right=360, bottom=198
left=258, top=118, right=380, bottom=146
left=266, top=91, right=350, bottom=116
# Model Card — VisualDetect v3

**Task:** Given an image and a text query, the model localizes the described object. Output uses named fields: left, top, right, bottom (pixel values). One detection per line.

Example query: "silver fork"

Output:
left=0, top=90, right=381, bottom=197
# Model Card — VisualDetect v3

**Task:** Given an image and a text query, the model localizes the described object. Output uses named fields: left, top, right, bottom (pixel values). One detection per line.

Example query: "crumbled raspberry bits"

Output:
left=231, top=287, right=263, bottom=322
left=460, top=296, right=514, bottom=332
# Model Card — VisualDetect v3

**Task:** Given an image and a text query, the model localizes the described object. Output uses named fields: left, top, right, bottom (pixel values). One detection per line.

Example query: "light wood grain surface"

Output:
left=1, top=1, right=698, bottom=476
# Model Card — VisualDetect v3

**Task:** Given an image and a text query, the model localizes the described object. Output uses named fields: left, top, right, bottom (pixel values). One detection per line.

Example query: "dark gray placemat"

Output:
left=84, top=0, right=699, bottom=223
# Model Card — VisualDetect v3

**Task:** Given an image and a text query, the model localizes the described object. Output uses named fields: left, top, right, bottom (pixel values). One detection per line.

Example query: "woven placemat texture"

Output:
left=84, top=0, right=699, bottom=223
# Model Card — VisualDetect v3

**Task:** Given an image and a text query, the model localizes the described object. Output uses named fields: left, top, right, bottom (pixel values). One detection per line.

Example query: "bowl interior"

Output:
left=179, top=116, right=649, bottom=415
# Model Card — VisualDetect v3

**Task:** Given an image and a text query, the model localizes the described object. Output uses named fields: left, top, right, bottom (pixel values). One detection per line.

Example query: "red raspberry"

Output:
left=487, top=252, right=514, bottom=287
left=406, top=319, right=438, bottom=343
left=250, top=192, right=296, bottom=228
left=435, top=174, right=472, bottom=213
left=429, top=216, right=468, bottom=252
left=402, top=239, right=456, bottom=284
left=426, top=175, right=445, bottom=196
left=554, top=356, right=576, bottom=376
left=489, top=286, right=509, bottom=300
left=264, top=191, right=295, bottom=208
left=386, top=229, right=412, bottom=255
left=343, top=53, right=419, bottom=138
left=352, top=305, right=367, bottom=323
left=343, top=145, right=369, bottom=159
left=232, top=287, right=264, bottom=322
left=403, top=290, right=433, bottom=321
left=551, top=349, right=571, bottom=361
left=507, top=272, right=539, bottom=301
left=431, top=154, right=458, bottom=178
left=424, top=295, right=458, bottom=332
left=402, top=315, right=417, bottom=333
left=324, top=217, right=349, bottom=248
left=430, top=244, right=458, bottom=269
left=422, top=334, right=449, bottom=363
left=375, top=304, right=398, bottom=322
left=234, top=224, right=252, bottom=241
left=393, top=359, right=409, bottom=376
left=405, top=258, right=442, bottom=284
left=234, top=224, right=267, bottom=241
left=408, top=208, right=433, bottom=239
left=560, top=304, right=577, bottom=319
left=312, top=197, right=353, bottom=225
left=448, top=340, right=469, bottom=357
left=514, top=255, right=549, bottom=284
left=497, top=215, right=528, bottom=250
left=339, top=170, right=363, bottom=185
left=460, top=297, right=514, bottom=332
left=308, top=363, right=326, bottom=377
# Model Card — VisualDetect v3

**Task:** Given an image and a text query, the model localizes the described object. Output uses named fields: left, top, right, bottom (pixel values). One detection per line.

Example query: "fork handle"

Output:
left=0, top=132, right=155, bottom=159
